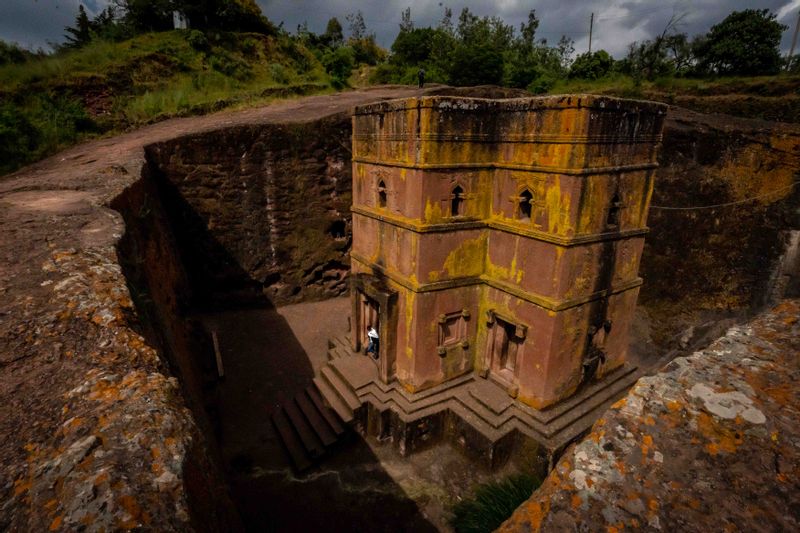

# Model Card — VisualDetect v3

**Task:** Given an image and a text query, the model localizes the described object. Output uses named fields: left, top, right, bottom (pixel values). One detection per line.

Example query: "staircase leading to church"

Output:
left=272, top=333, right=641, bottom=470
left=270, top=382, right=351, bottom=472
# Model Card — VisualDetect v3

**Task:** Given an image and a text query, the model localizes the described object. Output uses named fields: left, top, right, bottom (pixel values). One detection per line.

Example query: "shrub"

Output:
left=187, top=30, right=210, bottom=52
left=527, top=73, right=558, bottom=94
left=0, top=40, right=30, bottom=66
left=322, top=46, right=355, bottom=88
left=569, top=50, right=614, bottom=80
left=209, top=52, right=252, bottom=80
left=0, top=102, right=40, bottom=174
left=450, top=473, right=541, bottom=533
left=350, top=36, right=386, bottom=66
left=369, top=62, right=397, bottom=84
left=269, top=63, right=289, bottom=84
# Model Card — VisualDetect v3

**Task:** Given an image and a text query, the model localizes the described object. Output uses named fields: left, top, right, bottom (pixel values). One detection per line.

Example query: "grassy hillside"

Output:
left=0, top=30, right=330, bottom=175
left=547, top=74, right=800, bottom=123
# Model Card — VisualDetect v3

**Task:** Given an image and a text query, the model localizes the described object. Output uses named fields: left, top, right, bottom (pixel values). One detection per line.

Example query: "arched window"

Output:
left=518, top=189, right=533, bottom=221
left=377, top=180, right=387, bottom=208
left=607, top=193, right=621, bottom=228
left=450, top=185, right=465, bottom=217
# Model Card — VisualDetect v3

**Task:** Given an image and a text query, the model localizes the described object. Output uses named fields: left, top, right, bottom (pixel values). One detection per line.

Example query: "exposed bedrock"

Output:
left=1, top=86, right=798, bottom=532
left=499, top=299, right=800, bottom=532
left=145, top=116, right=353, bottom=307
left=0, top=88, right=425, bottom=532
left=641, top=108, right=800, bottom=344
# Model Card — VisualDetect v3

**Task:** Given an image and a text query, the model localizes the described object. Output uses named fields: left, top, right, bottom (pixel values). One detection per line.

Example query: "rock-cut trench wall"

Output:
left=98, top=115, right=356, bottom=530
left=640, top=109, right=800, bottom=344
left=144, top=115, right=353, bottom=308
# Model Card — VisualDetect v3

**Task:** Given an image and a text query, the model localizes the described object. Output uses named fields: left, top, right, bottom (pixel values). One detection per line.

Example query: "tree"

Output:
left=694, top=9, right=787, bottom=76
left=115, top=0, right=174, bottom=33
left=175, top=0, right=275, bottom=34
left=391, top=27, right=437, bottom=65
left=503, top=10, right=571, bottom=90
left=322, top=45, right=355, bottom=88
left=90, top=6, right=130, bottom=42
left=621, top=12, right=687, bottom=81
left=449, top=40, right=504, bottom=86
left=445, top=8, right=513, bottom=86
left=321, top=17, right=344, bottom=48
left=663, top=33, right=695, bottom=75
left=64, top=5, right=92, bottom=48
left=400, top=7, right=413, bottom=33
left=346, top=11, right=367, bottom=40
left=569, top=50, right=614, bottom=79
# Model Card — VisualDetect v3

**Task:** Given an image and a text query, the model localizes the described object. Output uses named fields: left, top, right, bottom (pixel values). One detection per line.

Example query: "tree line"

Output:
left=373, top=7, right=793, bottom=91
left=0, top=2, right=794, bottom=86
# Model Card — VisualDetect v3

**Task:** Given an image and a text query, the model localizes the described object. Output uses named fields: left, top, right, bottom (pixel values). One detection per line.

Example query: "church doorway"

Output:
left=350, top=274, right=398, bottom=384
left=359, top=292, right=380, bottom=358
left=486, top=314, right=524, bottom=392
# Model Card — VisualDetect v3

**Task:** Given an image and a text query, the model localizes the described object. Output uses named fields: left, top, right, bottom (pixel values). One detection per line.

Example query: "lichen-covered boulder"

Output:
left=500, top=299, right=800, bottom=532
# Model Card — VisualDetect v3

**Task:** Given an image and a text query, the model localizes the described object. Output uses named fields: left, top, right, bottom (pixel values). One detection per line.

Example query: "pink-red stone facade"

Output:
left=350, top=95, right=666, bottom=409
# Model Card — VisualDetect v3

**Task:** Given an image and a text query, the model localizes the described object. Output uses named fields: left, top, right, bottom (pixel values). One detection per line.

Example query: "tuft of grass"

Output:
left=449, top=473, right=542, bottom=533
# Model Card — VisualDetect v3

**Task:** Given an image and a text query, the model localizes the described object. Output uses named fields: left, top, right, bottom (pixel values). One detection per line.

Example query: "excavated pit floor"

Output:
left=198, top=295, right=711, bottom=531
left=201, top=297, right=537, bottom=532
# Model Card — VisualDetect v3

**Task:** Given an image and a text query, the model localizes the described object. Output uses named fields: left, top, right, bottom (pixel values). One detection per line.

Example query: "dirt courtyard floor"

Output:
left=200, top=297, right=540, bottom=532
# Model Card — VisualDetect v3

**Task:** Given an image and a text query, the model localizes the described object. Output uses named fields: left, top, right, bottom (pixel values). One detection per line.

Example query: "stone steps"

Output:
left=321, top=366, right=361, bottom=410
left=271, top=407, right=313, bottom=472
left=327, top=335, right=354, bottom=361
left=312, top=337, right=642, bottom=461
left=312, top=373, right=355, bottom=424
left=307, top=384, right=346, bottom=437
left=270, top=384, right=350, bottom=472
left=525, top=364, right=637, bottom=427
left=544, top=371, right=640, bottom=450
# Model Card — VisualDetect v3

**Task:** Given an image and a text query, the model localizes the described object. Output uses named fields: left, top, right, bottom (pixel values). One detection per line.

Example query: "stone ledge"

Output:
left=499, top=299, right=800, bottom=532
left=319, top=343, right=641, bottom=456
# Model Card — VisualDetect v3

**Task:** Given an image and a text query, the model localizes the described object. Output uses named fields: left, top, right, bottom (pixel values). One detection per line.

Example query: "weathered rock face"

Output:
left=145, top=117, right=353, bottom=307
left=640, top=109, right=800, bottom=344
left=499, top=298, right=800, bottom=532
left=111, top=173, right=222, bottom=439
left=0, top=201, right=239, bottom=532
left=0, top=88, right=426, bottom=532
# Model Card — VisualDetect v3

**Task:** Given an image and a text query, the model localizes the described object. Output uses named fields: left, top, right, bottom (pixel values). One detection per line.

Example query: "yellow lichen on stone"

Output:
left=442, top=235, right=487, bottom=278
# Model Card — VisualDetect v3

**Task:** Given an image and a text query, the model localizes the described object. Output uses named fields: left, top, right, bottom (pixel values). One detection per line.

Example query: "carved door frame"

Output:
left=483, top=309, right=527, bottom=396
left=351, top=273, right=398, bottom=384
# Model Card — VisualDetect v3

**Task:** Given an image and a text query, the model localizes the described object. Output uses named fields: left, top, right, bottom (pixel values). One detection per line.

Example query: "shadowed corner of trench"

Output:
left=110, top=149, right=436, bottom=531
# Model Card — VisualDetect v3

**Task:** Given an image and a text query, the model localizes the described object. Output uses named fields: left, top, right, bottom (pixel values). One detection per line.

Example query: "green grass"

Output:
left=547, top=72, right=800, bottom=99
left=449, top=473, right=542, bottom=533
left=0, top=30, right=331, bottom=175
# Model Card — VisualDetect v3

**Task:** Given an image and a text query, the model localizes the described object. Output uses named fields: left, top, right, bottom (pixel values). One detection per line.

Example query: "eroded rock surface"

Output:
left=641, top=109, right=800, bottom=347
left=500, top=299, right=800, bottom=532
left=0, top=88, right=424, bottom=531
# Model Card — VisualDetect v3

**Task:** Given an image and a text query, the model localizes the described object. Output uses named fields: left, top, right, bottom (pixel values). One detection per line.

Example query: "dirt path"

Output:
left=0, top=86, right=426, bottom=197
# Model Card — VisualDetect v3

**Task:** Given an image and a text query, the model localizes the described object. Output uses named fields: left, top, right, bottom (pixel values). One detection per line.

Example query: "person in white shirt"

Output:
left=366, top=325, right=379, bottom=360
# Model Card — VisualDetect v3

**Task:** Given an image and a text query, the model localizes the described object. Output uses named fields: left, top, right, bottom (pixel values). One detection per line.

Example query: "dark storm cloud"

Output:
left=1, top=0, right=797, bottom=57
left=0, top=0, right=107, bottom=50
left=259, top=0, right=799, bottom=58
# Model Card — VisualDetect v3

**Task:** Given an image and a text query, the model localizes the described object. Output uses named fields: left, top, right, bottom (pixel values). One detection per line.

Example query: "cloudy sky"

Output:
left=2, top=0, right=799, bottom=58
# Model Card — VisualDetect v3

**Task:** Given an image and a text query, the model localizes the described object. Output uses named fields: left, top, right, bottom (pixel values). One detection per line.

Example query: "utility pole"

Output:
left=588, top=12, right=594, bottom=54
left=788, top=9, right=800, bottom=70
